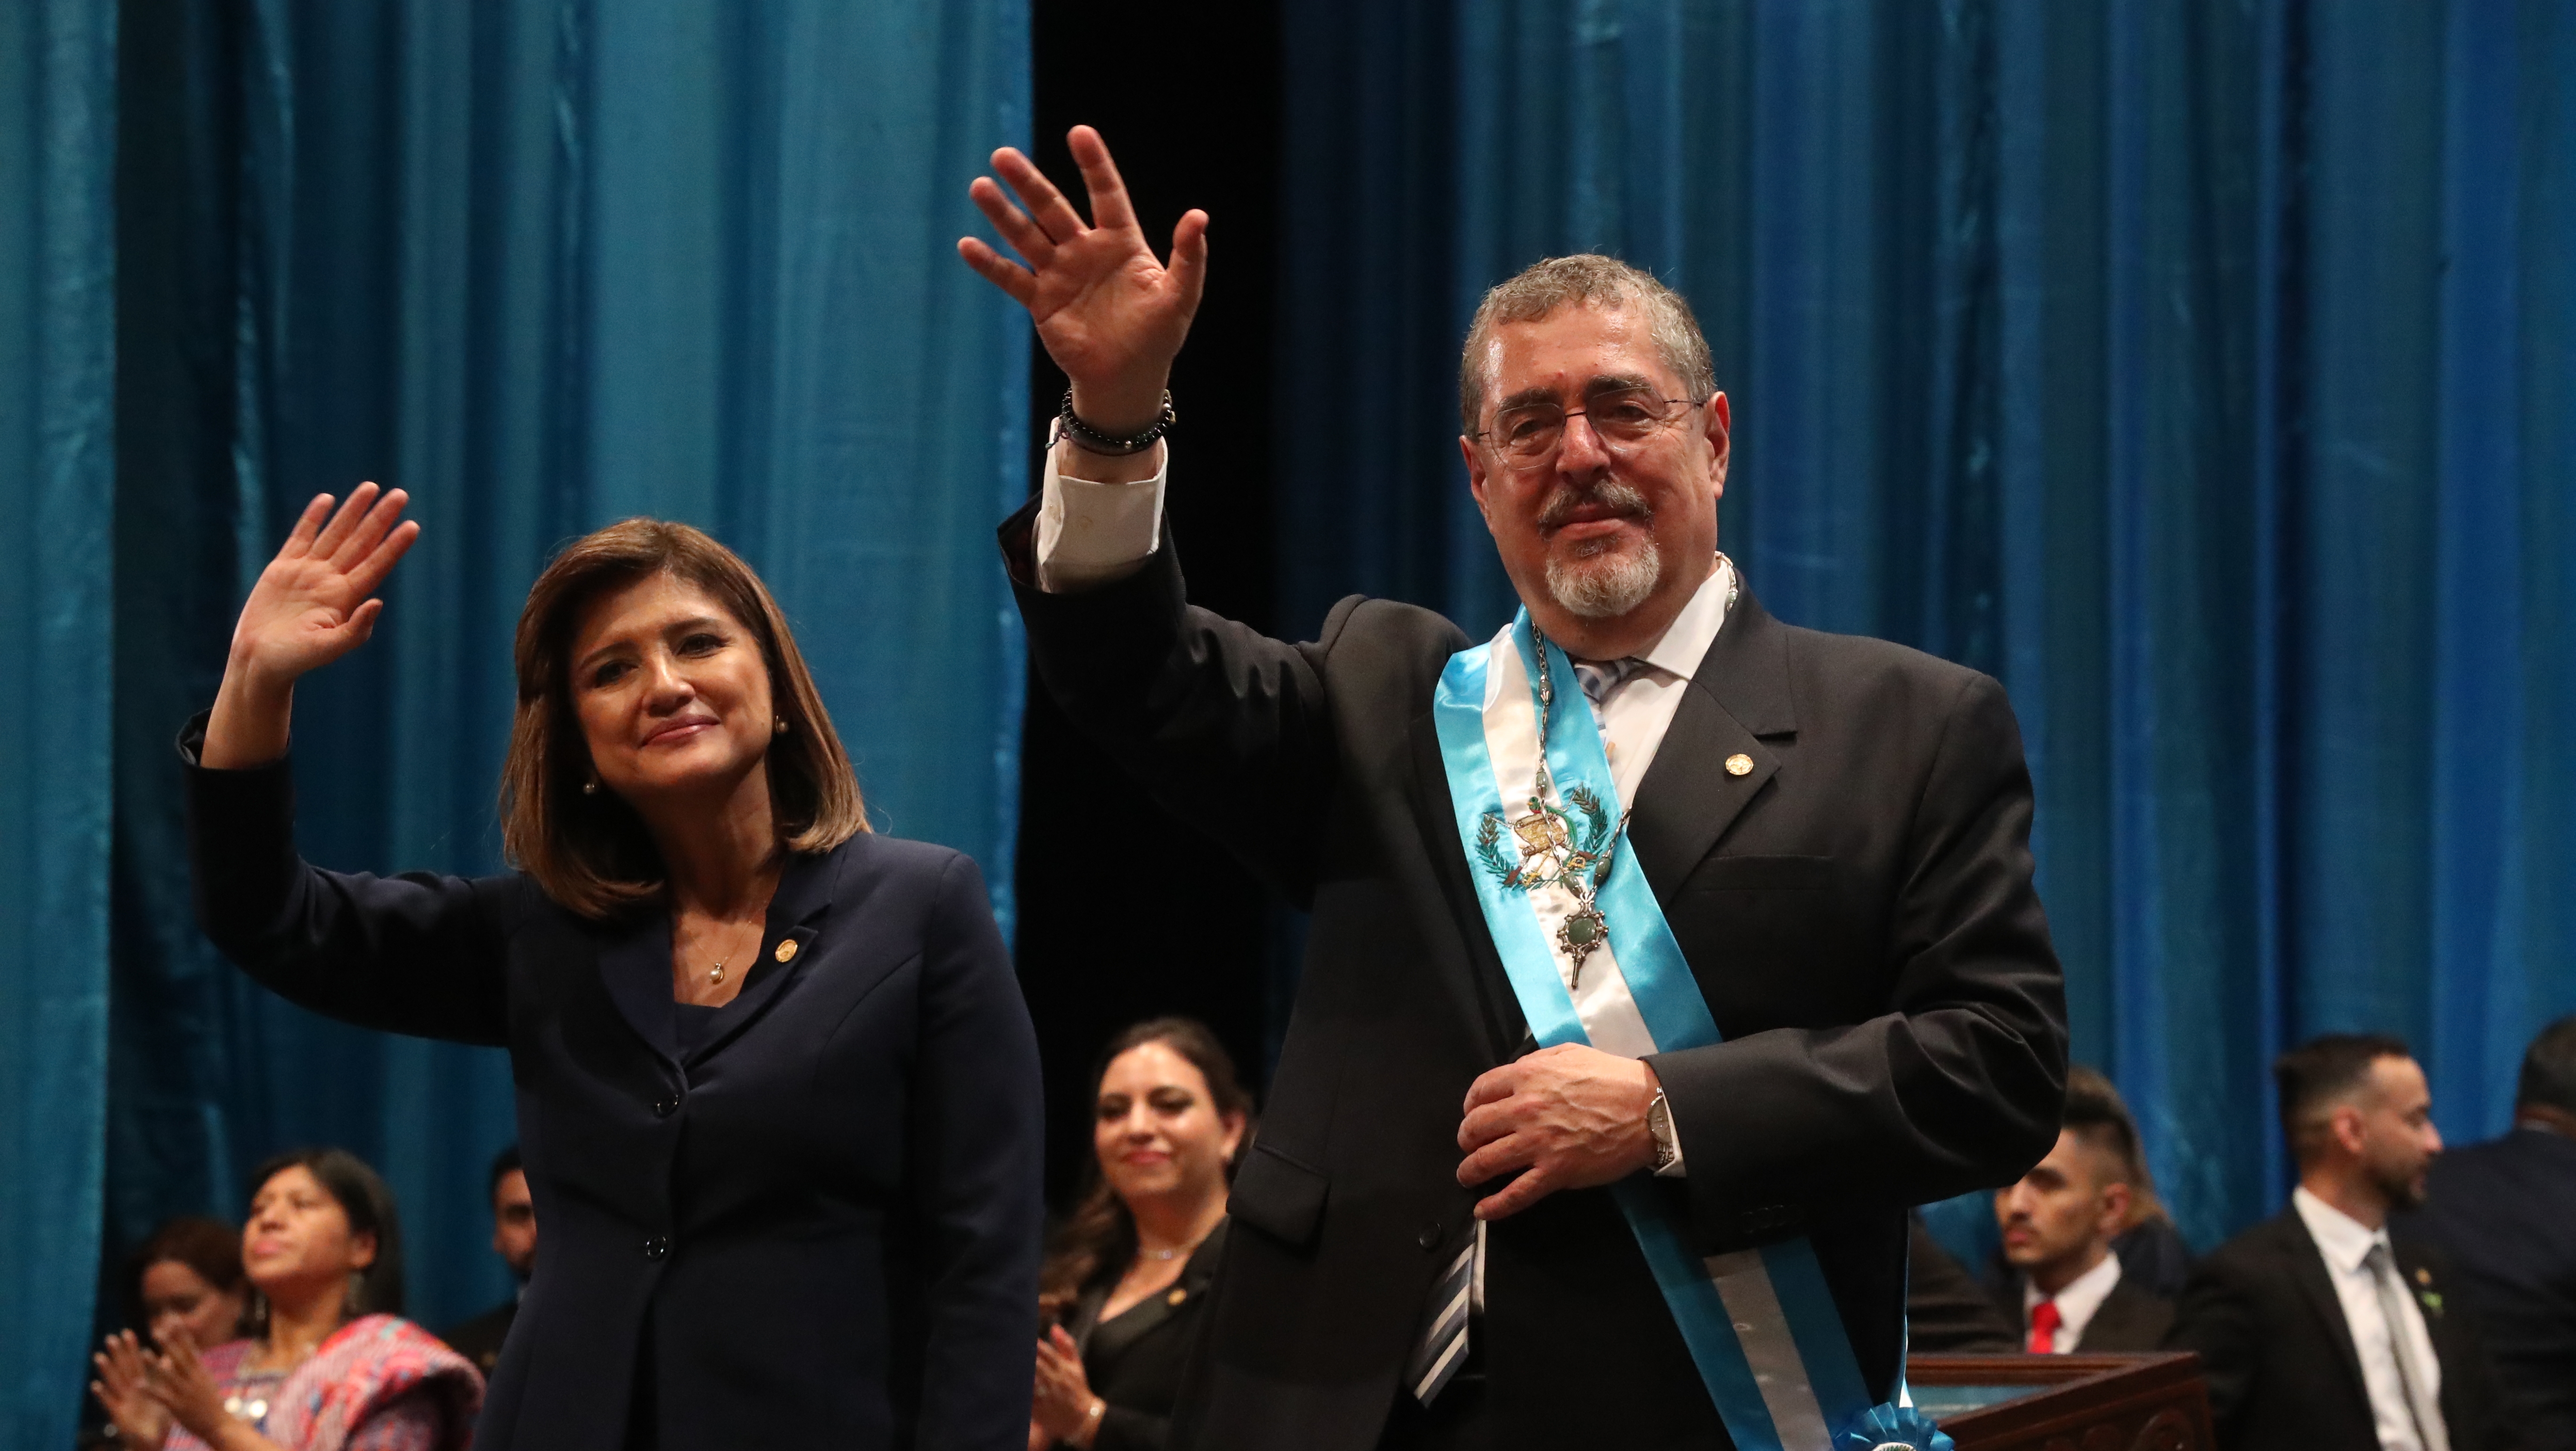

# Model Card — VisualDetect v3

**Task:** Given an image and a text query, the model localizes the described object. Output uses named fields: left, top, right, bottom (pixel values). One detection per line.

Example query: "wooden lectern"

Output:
left=1907, top=1352, right=2216, bottom=1451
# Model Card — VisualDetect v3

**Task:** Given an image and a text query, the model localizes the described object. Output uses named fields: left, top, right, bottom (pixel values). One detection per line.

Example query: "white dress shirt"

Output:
left=2292, top=1186, right=2447, bottom=1451
left=2021, top=1249, right=2123, bottom=1353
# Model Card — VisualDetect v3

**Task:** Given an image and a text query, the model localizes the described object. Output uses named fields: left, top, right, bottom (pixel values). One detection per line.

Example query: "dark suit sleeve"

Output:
left=1005, top=505, right=1342, bottom=904
left=906, top=852, right=1046, bottom=1451
left=1650, top=671, right=2068, bottom=1241
left=2165, top=1250, right=2264, bottom=1441
left=184, top=719, right=512, bottom=1046
left=1092, top=1404, right=1170, bottom=1451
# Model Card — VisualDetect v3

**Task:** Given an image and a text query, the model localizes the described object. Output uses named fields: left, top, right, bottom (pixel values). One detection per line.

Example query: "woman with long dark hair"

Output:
left=1030, top=1019, right=1250, bottom=1451
left=92, top=1149, right=481, bottom=1451
left=183, top=489, right=1044, bottom=1450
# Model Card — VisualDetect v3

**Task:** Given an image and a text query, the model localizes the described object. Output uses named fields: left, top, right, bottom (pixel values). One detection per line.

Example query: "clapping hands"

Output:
left=91, top=1326, right=236, bottom=1450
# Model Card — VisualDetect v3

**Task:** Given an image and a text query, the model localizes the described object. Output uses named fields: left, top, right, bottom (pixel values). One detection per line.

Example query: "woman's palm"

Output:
left=233, top=484, right=419, bottom=682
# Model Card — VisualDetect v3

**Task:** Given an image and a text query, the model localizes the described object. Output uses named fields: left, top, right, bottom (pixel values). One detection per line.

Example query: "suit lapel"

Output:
left=2276, top=1213, right=2375, bottom=1412
left=1627, top=588, right=1798, bottom=902
left=2391, top=1241, right=2461, bottom=1411
left=597, top=911, right=679, bottom=1068
left=684, top=844, right=846, bottom=1068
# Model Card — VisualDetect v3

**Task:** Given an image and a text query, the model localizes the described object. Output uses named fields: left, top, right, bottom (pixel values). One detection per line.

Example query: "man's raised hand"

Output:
left=958, top=125, right=1207, bottom=435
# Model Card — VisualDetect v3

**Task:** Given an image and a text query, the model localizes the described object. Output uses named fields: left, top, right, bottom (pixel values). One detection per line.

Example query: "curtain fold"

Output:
left=96, top=0, right=1029, bottom=1400
left=0, top=4, right=117, bottom=1447
left=1276, top=0, right=2576, bottom=1253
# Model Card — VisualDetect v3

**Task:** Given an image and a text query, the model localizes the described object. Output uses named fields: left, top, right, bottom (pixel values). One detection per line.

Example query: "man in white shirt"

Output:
left=1992, top=1067, right=2173, bottom=1354
left=2170, top=1035, right=2511, bottom=1451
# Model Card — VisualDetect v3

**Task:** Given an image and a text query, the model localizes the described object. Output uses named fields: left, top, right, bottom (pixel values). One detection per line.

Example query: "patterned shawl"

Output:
left=166, top=1315, right=483, bottom=1451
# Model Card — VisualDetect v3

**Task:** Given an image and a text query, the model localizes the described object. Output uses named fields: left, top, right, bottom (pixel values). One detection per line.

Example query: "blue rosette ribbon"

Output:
left=1836, top=1401, right=1955, bottom=1451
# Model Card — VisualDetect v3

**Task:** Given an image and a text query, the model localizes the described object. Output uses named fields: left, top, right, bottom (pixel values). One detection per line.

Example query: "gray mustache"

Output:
left=1536, top=479, right=1650, bottom=529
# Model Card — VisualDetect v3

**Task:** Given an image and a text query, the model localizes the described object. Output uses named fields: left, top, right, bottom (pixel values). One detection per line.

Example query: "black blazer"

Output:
left=184, top=731, right=1044, bottom=1451
left=2404, top=1129, right=2576, bottom=1449
left=2165, top=1209, right=2513, bottom=1451
left=1061, top=1221, right=1229, bottom=1451
left=1987, top=1268, right=2174, bottom=1353
left=1005, top=515, right=2069, bottom=1451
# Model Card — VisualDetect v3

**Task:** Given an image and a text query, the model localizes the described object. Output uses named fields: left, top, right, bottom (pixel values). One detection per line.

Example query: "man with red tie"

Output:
left=1992, top=1069, right=2174, bottom=1354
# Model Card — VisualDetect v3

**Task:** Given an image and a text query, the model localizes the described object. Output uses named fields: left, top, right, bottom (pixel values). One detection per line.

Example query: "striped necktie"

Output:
left=1570, top=656, right=1643, bottom=718
left=1406, top=1242, right=1473, bottom=1404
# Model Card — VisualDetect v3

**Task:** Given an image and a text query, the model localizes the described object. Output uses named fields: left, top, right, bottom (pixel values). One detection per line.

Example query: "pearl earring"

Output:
left=582, top=777, right=599, bottom=796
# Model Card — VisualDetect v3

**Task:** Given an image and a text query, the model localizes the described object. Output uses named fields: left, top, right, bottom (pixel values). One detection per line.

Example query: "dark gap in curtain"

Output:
left=1014, top=0, right=1285, bottom=1207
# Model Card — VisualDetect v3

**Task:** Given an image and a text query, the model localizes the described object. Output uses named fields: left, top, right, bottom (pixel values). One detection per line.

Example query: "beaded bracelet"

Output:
left=1056, top=388, right=1175, bottom=456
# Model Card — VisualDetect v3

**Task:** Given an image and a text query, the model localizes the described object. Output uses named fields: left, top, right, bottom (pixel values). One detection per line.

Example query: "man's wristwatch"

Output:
left=1647, top=1089, right=1680, bottom=1172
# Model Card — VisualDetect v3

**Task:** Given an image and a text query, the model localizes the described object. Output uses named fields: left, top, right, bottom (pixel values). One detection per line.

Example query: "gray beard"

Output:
left=1537, top=478, right=1662, bottom=619
left=1546, top=539, right=1662, bottom=618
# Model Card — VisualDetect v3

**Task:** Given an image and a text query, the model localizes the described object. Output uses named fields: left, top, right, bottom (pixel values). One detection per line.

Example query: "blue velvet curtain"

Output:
left=0, top=3, right=117, bottom=1445
left=1279, top=0, right=2576, bottom=1256
left=8, top=1, right=1030, bottom=1436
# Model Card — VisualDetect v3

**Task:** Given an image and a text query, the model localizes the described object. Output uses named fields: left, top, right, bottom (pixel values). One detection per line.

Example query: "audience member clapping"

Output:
left=130, top=1218, right=252, bottom=1359
left=1030, top=1019, right=1250, bottom=1451
left=91, top=1148, right=482, bottom=1451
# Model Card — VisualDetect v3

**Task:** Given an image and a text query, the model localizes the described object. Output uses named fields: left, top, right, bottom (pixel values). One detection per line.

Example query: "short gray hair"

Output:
left=1457, top=254, right=1717, bottom=434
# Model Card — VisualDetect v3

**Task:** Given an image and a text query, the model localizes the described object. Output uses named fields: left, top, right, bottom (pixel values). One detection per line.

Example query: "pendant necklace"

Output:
left=1528, top=624, right=1634, bottom=990
left=705, top=957, right=727, bottom=986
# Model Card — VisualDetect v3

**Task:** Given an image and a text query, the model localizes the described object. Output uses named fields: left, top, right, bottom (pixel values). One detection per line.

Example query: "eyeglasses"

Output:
left=1470, top=385, right=1701, bottom=467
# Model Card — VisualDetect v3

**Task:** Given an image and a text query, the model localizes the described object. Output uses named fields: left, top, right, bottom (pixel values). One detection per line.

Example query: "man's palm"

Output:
left=958, top=125, right=1207, bottom=419
left=1027, top=231, right=1193, bottom=401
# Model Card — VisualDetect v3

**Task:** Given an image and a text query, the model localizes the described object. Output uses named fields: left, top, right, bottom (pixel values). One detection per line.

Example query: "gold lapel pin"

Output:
left=1166, top=1287, right=1187, bottom=1306
left=1724, top=753, right=1754, bottom=777
left=2415, top=1268, right=2432, bottom=1285
left=774, top=939, right=799, bottom=964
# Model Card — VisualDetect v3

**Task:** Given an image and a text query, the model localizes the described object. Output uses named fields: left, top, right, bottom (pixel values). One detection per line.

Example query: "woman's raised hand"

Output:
left=958, top=125, right=1207, bottom=435
left=201, top=484, right=419, bottom=768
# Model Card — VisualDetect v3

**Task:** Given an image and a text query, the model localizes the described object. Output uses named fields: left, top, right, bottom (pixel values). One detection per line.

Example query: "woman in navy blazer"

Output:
left=184, top=486, right=1044, bottom=1451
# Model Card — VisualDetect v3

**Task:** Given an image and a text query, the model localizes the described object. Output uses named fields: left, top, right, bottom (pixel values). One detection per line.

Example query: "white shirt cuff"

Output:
left=1034, top=444, right=1167, bottom=594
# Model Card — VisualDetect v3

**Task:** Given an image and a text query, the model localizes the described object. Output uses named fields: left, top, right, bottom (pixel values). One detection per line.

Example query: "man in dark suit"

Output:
left=960, top=129, right=2066, bottom=1451
left=1990, top=1067, right=2174, bottom=1353
left=2168, top=1035, right=2512, bottom=1451
left=440, top=1144, right=537, bottom=1375
left=2402, top=1015, right=2576, bottom=1450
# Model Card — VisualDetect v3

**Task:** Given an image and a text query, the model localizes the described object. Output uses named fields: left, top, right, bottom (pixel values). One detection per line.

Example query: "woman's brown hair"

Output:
left=499, top=518, right=867, bottom=918
left=1038, top=1017, right=1253, bottom=1321
left=129, top=1216, right=247, bottom=1338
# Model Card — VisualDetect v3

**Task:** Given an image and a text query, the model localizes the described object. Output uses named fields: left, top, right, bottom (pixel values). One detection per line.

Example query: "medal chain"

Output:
left=1529, top=625, right=1634, bottom=987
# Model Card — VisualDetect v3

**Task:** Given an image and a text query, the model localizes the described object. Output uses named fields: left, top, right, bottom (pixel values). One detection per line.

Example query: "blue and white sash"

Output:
left=1432, top=610, right=1948, bottom=1451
